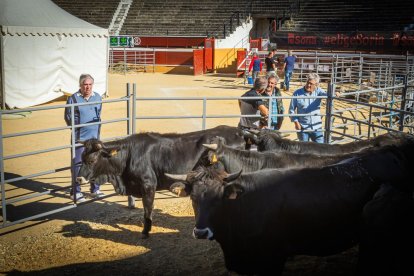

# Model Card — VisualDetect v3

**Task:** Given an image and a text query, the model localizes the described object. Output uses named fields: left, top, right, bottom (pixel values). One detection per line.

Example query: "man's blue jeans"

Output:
left=252, top=71, right=260, bottom=86
left=284, top=70, right=293, bottom=90
left=297, top=130, right=324, bottom=143
left=72, top=146, right=100, bottom=194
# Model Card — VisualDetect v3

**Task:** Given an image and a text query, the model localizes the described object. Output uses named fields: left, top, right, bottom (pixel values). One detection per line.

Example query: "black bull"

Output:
left=200, top=135, right=407, bottom=173
left=249, top=130, right=406, bottom=154
left=167, top=141, right=414, bottom=275
left=77, top=125, right=245, bottom=238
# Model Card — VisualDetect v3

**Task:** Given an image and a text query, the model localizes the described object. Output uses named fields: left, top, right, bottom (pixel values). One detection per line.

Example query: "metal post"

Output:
left=132, top=83, right=136, bottom=134
left=389, top=74, right=396, bottom=128
left=126, top=83, right=131, bottom=135
left=1, top=34, right=6, bottom=109
left=153, top=48, right=156, bottom=73
left=379, top=59, right=383, bottom=89
left=334, top=55, right=338, bottom=83
left=267, top=97, right=272, bottom=129
left=0, top=110, right=6, bottom=226
left=128, top=82, right=136, bottom=209
left=300, top=58, right=304, bottom=85
left=358, top=54, right=363, bottom=87
left=123, top=47, right=127, bottom=74
left=315, top=55, right=319, bottom=75
left=202, top=97, right=207, bottom=130
left=399, top=75, right=408, bottom=132
left=367, top=106, right=373, bottom=139
left=324, top=83, right=334, bottom=144
left=134, top=50, right=137, bottom=71
left=330, top=56, right=335, bottom=84
left=70, top=105, right=77, bottom=203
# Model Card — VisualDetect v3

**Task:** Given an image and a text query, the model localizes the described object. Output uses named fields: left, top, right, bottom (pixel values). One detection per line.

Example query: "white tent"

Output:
left=0, top=0, right=108, bottom=109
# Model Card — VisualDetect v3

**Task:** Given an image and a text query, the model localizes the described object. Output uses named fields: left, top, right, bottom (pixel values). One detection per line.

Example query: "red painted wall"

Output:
left=111, top=50, right=193, bottom=66
left=204, top=38, right=214, bottom=72
left=156, top=51, right=193, bottom=65
left=193, top=49, right=204, bottom=75
left=237, top=49, right=247, bottom=69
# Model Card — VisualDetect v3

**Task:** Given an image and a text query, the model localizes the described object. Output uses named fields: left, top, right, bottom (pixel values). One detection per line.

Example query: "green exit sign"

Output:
left=110, top=36, right=133, bottom=47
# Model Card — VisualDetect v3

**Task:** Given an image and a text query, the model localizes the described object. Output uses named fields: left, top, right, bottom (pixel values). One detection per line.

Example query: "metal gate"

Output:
left=1, top=53, right=413, bottom=230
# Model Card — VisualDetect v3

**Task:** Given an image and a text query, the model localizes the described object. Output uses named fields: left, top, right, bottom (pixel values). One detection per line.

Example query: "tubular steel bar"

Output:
left=1, top=93, right=132, bottom=228
left=324, top=83, right=335, bottom=144
left=127, top=83, right=131, bottom=135
left=132, top=84, right=137, bottom=134
left=2, top=51, right=413, bottom=229
left=1, top=110, right=6, bottom=226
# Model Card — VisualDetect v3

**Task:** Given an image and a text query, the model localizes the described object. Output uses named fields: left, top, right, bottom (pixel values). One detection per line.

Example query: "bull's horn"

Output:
left=247, top=129, right=260, bottom=135
left=165, top=173, right=187, bottom=181
left=202, top=143, right=218, bottom=150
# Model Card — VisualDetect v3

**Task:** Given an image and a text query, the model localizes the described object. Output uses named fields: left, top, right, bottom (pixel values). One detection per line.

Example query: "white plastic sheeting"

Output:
left=0, top=0, right=109, bottom=108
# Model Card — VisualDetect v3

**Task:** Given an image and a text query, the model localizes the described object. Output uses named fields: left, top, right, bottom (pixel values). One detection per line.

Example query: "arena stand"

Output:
left=52, top=0, right=413, bottom=74
left=51, top=0, right=119, bottom=28
left=279, top=0, right=414, bottom=33
left=50, top=0, right=293, bottom=74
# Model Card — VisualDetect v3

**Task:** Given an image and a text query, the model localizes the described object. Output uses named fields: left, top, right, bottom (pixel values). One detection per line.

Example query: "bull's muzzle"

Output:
left=193, top=227, right=214, bottom=240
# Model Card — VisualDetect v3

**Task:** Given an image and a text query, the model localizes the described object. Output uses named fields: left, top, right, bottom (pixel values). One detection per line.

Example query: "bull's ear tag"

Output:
left=110, top=149, right=118, bottom=156
left=211, top=153, right=218, bottom=164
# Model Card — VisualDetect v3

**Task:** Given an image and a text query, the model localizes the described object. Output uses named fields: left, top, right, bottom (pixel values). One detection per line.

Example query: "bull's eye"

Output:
left=87, top=160, right=94, bottom=165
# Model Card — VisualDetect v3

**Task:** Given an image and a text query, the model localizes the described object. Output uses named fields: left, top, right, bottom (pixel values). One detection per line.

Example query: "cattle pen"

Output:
left=1, top=50, right=414, bottom=229
left=1, top=51, right=414, bottom=275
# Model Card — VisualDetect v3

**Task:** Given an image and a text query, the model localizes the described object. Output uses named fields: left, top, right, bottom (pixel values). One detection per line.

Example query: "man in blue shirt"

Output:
left=288, top=73, right=326, bottom=143
left=248, top=52, right=262, bottom=86
left=64, top=74, right=103, bottom=202
left=282, top=50, right=297, bottom=91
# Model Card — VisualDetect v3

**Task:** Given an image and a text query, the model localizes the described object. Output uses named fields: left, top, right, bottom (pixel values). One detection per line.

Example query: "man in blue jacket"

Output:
left=282, top=50, right=297, bottom=91
left=288, top=73, right=326, bottom=143
left=64, top=74, right=103, bottom=202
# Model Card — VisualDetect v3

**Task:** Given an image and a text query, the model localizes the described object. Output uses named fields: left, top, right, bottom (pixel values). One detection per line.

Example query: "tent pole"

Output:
left=0, top=34, right=5, bottom=109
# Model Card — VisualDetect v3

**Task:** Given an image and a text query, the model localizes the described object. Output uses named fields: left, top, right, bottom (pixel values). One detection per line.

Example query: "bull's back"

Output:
left=260, top=132, right=405, bottom=155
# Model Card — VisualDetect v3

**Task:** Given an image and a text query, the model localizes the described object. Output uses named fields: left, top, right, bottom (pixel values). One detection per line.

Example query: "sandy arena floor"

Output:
left=1, top=73, right=358, bottom=275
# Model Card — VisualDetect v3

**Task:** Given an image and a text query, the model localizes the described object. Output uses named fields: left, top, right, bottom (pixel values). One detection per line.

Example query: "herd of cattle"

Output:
left=78, top=125, right=414, bottom=275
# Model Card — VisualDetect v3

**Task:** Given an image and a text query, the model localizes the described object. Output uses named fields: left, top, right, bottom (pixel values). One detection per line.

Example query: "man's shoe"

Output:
left=90, top=190, right=105, bottom=198
left=71, top=192, right=86, bottom=202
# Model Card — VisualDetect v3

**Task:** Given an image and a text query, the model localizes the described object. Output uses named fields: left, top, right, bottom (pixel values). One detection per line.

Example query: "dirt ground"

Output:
left=1, top=73, right=359, bottom=275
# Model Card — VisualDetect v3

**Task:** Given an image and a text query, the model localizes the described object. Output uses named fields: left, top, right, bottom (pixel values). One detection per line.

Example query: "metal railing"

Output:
left=1, top=62, right=413, bottom=230
left=0, top=84, right=135, bottom=228
left=109, top=47, right=156, bottom=74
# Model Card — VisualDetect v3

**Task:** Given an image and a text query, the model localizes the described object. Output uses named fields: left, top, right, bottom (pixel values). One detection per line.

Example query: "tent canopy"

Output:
left=1, top=0, right=109, bottom=108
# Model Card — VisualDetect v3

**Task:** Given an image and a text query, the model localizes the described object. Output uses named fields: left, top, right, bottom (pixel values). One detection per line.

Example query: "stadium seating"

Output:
left=52, top=0, right=291, bottom=38
left=280, top=0, right=414, bottom=32
left=52, top=0, right=119, bottom=29
left=53, top=0, right=413, bottom=38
